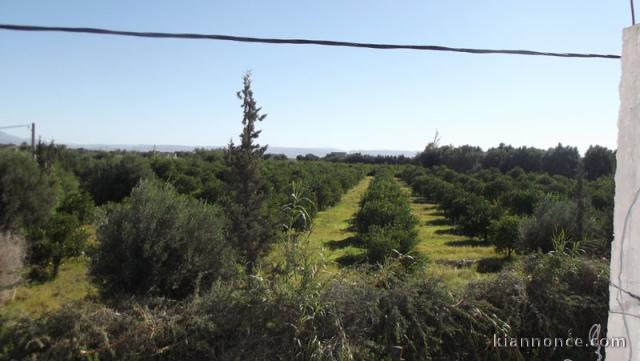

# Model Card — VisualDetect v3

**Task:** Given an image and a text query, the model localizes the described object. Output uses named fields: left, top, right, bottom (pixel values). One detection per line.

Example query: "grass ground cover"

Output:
left=301, top=176, right=372, bottom=270
left=1, top=257, right=95, bottom=318
left=397, top=180, right=507, bottom=288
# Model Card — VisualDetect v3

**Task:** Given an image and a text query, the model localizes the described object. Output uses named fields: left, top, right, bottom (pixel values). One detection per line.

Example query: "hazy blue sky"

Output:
left=0, top=1, right=630, bottom=152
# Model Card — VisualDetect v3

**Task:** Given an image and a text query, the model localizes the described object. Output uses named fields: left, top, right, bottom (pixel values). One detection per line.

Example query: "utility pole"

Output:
left=31, top=122, right=36, bottom=158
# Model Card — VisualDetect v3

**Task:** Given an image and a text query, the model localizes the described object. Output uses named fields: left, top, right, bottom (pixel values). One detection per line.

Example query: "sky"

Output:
left=0, top=1, right=630, bottom=152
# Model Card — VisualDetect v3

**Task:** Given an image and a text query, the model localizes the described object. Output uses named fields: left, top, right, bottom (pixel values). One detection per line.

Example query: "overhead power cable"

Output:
left=0, top=124, right=31, bottom=130
left=0, top=24, right=621, bottom=60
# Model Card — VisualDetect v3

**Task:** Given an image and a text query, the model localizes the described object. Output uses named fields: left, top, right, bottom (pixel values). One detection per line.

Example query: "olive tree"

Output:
left=91, top=179, right=235, bottom=298
left=0, top=149, right=53, bottom=231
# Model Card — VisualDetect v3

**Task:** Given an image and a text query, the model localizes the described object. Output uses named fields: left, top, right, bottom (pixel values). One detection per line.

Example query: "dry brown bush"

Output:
left=0, top=231, right=25, bottom=303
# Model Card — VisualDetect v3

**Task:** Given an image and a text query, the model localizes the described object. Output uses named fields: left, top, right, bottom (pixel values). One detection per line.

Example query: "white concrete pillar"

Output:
left=608, top=24, right=640, bottom=361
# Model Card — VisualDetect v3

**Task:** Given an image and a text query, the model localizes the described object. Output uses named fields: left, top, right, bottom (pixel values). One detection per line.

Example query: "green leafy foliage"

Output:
left=84, top=154, right=154, bottom=205
left=26, top=166, right=94, bottom=280
left=355, top=170, right=418, bottom=263
left=0, top=149, right=53, bottom=231
left=56, top=190, right=95, bottom=224
left=583, top=145, right=616, bottom=180
left=264, top=160, right=366, bottom=219
left=28, top=214, right=89, bottom=278
left=400, top=163, right=612, bottom=258
left=222, top=73, right=275, bottom=273
left=517, top=196, right=578, bottom=253
left=362, top=225, right=418, bottom=263
left=91, top=179, right=235, bottom=299
left=1, top=262, right=505, bottom=361
left=416, top=142, right=598, bottom=179
left=403, top=168, right=498, bottom=241
left=456, top=195, right=497, bottom=240
left=467, top=252, right=609, bottom=360
left=498, top=189, right=539, bottom=215
left=0, top=160, right=613, bottom=361
left=488, top=214, right=520, bottom=256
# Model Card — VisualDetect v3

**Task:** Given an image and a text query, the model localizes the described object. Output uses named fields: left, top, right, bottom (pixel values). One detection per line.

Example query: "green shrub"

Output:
left=355, top=171, right=418, bottom=263
left=363, top=225, right=418, bottom=263
left=583, top=145, right=615, bottom=180
left=517, top=196, right=577, bottom=253
left=489, top=214, right=520, bottom=256
left=326, top=269, right=499, bottom=361
left=56, top=190, right=95, bottom=224
left=355, top=199, right=416, bottom=234
left=455, top=195, right=497, bottom=240
left=28, top=213, right=90, bottom=278
left=355, top=174, right=415, bottom=232
left=467, top=253, right=609, bottom=360
left=86, top=154, right=154, bottom=205
left=25, top=166, right=93, bottom=280
left=1, top=254, right=607, bottom=361
left=482, top=177, right=512, bottom=201
left=0, top=264, right=491, bottom=361
left=0, top=149, right=53, bottom=231
left=498, top=189, right=539, bottom=215
left=91, top=179, right=235, bottom=298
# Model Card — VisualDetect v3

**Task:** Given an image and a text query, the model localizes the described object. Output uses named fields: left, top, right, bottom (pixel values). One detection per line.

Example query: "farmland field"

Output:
left=295, top=175, right=503, bottom=287
left=0, top=75, right=614, bottom=360
left=304, top=176, right=371, bottom=268
left=3, top=175, right=499, bottom=319
left=399, top=181, right=503, bottom=288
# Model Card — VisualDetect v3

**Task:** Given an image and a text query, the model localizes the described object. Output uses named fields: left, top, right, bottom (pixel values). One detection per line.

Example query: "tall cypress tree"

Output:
left=575, top=161, right=585, bottom=242
left=223, top=73, right=273, bottom=273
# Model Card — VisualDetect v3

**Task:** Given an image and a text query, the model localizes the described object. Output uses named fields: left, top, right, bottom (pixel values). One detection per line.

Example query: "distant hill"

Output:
left=0, top=131, right=27, bottom=145
left=0, top=132, right=417, bottom=158
left=61, top=144, right=347, bottom=158
left=269, top=147, right=343, bottom=158
left=348, top=149, right=418, bottom=157
left=65, top=145, right=416, bottom=158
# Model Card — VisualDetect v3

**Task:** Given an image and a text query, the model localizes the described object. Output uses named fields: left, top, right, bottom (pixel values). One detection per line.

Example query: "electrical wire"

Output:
left=0, top=24, right=621, bottom=60
left=0, top=124, right=31, bottom=130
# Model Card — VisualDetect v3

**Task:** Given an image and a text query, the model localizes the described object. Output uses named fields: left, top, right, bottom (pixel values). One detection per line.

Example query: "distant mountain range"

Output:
left=0, top=131, right=418, bottom=158
left=0, top=131, right=27, bottom=145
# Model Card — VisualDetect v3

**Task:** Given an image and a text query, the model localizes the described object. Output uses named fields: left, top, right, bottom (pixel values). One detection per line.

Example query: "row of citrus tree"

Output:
left=264, top=160, right=368, bottom=218
left=354, top=169, right=419, bottom=263
left=0, top=142, right=369, bottom=284
left=399, top=164, right=612, bottom=257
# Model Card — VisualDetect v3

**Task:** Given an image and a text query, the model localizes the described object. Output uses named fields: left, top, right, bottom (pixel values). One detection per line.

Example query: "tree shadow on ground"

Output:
left=411, top=196, right=437, bottom=206
left=335, top=252, right=366, bottom=267
left=325, top=236, right=364, bottom=250
left=435, top=227, right=464, bottom=236
left=436, top=259, right=477, bottom=268
left=324, top=231, right=367, bottom=267
left=411, top=196, right=428, bottom=204
left=444, top=239, right=491, bottom=248
left=340, top=217, right=358, bottom=233
left=476, top=256, right=514, bottom=274
left=426, top=218, right=449, bottom=226
left=344, top=223, right=357, bottom=233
